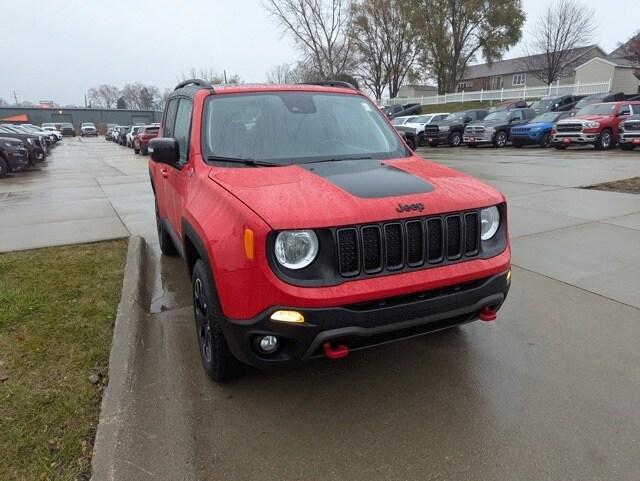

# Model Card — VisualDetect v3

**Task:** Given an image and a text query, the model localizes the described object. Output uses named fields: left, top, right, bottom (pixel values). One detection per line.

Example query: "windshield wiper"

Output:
left=206, top=155, right=279, bottom=167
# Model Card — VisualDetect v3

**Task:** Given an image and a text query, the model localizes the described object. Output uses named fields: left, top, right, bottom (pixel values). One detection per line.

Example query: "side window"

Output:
left=511, top=110, right=523, bottom=121
left=618, top=104, right=632, bottom=116
left=163, top=99, right=179, bottom=137
left=174, top=98, right=193, bottom=164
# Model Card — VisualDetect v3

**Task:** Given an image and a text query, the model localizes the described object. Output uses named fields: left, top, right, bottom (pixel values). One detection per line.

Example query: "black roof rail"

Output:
left=174, top=78, right=213, bottom=91
left=301, top=80, right=356, bottom=90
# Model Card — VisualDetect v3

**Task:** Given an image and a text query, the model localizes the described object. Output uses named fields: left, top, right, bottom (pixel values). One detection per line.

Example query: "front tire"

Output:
left=448, top=131, right=462, bottom=147
left=595, top=129, right=613, bottom=150
left=493, top=131, right=508, bottom=148
left=192, top=259, right=243, bottom=382
left=540, top=133, right=552, bottom=148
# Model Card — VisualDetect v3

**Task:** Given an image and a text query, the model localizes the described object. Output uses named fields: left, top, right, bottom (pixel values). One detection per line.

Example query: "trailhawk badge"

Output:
left=396, top=202, right=424, bottom=213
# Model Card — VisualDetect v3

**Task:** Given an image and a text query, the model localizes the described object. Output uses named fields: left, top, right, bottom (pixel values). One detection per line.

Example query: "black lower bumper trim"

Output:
left=221, top=270, right=510, bottom=368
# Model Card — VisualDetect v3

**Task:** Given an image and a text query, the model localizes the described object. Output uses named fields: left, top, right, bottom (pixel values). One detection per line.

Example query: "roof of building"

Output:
left=462, top=45, right=606, bottom=79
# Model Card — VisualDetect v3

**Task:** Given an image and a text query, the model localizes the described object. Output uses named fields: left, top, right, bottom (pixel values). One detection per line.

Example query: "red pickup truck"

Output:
left=552, top=101, right=640, bottom=150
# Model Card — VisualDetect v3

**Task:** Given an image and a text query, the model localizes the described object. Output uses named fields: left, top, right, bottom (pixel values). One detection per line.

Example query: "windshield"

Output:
left=391, top=117, right=406, bottom=125
left=82, top=123, right=95, bottom=127
left=444, top=112, right=464, bottom=121
left=530, top=99, right=554, bottom=109
left=202, top=92, right=406, bottom=165
left=484, top=111, right=510, bottom=121
left=577, top=103, right=616, bottom=116
left=407, top=115, right=432, bottom=124
left=531, top=113, right=562, bottom=123
left=575, top=96, right=604, bottom=109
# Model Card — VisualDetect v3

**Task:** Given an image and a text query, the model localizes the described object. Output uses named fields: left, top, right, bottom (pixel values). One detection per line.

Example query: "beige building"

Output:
left=574, top=57, right=639, bottom=94
left=396, top=84, right=438, bottom=98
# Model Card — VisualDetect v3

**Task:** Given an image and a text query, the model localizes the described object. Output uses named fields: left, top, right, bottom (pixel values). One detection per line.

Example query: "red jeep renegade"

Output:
left=149, top=79, right=511, bottom=382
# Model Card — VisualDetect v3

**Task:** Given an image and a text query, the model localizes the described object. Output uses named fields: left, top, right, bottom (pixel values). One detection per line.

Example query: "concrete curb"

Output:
left=91, top=235, right=147, bottom=481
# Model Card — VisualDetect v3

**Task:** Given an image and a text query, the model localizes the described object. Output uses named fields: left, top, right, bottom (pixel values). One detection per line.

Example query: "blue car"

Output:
left=510, top=112, right=572, bottom=148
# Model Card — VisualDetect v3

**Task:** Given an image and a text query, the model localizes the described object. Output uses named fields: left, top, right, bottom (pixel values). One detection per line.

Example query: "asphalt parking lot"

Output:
left=2, top=138, right=640, bottom=480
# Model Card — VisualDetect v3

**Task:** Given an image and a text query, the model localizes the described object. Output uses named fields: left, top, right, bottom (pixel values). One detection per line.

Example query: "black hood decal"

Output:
left=302, top=159, right=434, bottom=199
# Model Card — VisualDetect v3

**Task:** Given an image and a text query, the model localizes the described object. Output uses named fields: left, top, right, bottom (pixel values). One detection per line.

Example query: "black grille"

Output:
left=625, top=121, right=640, bottom=131
left=557, top=123, right=583, bottom=133
left=424, top=125, right=440, bottom=134
left=446, top=216, right=463, bottom=259
left=427, top=218, right=444, bottom=262
left=337, top=229, right=359, bottom=276
left=384, top=223, right=404, bottom=270
left=361, top=226, right=383, bottom=273
left=335, top=211, right=481, bottom=278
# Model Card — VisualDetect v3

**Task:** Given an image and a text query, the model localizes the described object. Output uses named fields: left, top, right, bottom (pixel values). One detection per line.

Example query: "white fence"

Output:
left=383, top=80, right=612, bottom=106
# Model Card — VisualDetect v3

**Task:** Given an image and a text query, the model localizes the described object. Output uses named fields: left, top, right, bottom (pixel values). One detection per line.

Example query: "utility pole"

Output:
left=223, top=70, right=228, bottom=83
left=12, top=90, right=18, bottom=105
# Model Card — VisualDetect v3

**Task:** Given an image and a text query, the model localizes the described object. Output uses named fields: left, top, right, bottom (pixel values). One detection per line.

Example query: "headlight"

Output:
left=480, top=206, right=500, bottom=241
left=439, top=125, right=450, bottom=132
left=274, top=230, right=319, bottom=269
left=584, top=121, right=599, bottom=129
left=530, top=127, right=541, bottom=132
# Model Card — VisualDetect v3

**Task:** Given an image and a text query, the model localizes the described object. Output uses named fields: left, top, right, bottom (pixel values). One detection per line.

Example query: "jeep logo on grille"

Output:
left=396, top=202, right=424, bottom=213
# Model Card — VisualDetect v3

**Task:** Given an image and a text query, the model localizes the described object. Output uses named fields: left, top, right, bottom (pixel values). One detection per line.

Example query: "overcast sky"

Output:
left=2, top=0, right=637, bottom=105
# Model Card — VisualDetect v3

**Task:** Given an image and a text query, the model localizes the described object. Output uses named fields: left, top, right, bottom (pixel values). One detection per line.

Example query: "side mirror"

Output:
left=464, top=116, right=473, bottom=123
left=150, top=138, right=179, bottom=166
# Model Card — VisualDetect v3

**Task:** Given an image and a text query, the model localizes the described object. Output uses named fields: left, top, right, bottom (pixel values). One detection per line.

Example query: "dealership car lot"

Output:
left=1, top=138, right=640, bottom=479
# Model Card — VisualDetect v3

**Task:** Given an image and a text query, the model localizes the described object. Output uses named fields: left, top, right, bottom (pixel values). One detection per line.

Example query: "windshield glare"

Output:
left=202, top=92, right=406, bottom=164
left=531, top=99, right=554, bottom=109
left=577, top=104, right=615, bottom=115
left=445, top=112, right=463, bottom=120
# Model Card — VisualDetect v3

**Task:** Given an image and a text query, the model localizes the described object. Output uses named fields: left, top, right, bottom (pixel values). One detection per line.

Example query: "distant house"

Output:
left=458, top=45, right=607, bottom=92
left=397, top=84, right=438, bottom=98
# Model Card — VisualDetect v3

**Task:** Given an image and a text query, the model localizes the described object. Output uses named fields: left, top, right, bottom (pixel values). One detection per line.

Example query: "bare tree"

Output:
left=521, top=0, right=597, bottom=85
left=350, top=0, right=388, bottom=99
left=267, top=63, right=296, bottom=83
left=412, top=0, right=525, bottom=94
left=121, top=83, right=161, bottom=110
left=264, top=0, right=355, bottom=79
left=616, top=32, right=640, bottom=80
left=87, top=84, right=120, bottom=109
left=178, top=67, right=242, bottom=85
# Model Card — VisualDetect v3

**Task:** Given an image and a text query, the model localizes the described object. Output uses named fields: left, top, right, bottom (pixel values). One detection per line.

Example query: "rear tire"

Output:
left=192, top=259, right=243, bottom=383
left=155, top=202, right=178, bottom=256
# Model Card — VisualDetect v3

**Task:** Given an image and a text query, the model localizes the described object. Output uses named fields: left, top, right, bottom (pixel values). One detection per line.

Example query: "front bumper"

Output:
left=463, top=132, right=495, bottom=144
left=221, top=270, right=511, bottom=368
left=552, top=132, right=598, bottom=145
left=511, top=134, right=543, bottom=145
left=425, top=131, right=449, bottom=144
left=6, top=147, right=29, bottom=171
left=619, top=133, right=640, bottom=145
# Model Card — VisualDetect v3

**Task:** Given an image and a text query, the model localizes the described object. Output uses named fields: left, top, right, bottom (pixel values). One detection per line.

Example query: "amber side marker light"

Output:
left=507, top=269, right=512, bottom=282
left=244, top=228, right=254, bottom=260
left=270, top=310, right=305, bottom=323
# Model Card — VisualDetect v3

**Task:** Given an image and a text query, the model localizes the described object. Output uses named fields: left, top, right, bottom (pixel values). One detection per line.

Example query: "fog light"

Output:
left=257, top=335, right=279, bottom=354
left=270, top=310, right=304, bottom=323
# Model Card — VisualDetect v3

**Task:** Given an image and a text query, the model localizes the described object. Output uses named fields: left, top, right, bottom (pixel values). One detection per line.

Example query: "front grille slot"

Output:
left=361, top=226, right=383, bottom=273
left=557, top=123, right=583, bottom=133
left=426, top=218, right=444, bottom=262
left=405, top=220, right=425, bottom=267
left=337, top=228, right=359, bottom=276
left=464, top=213, right=480, bottom=255
left=424, top=126, right=439, bottom=134
left=625, top=121, right=640, bottom=131
left=446, top=215, right=463, bottom=259
left=334, top=210, right=481, bottom=279
left=384, top=223, right=404, bottom=270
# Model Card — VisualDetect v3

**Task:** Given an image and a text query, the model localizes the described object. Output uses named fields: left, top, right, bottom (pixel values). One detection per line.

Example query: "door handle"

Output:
left=160, top=168, right=168, bottom=178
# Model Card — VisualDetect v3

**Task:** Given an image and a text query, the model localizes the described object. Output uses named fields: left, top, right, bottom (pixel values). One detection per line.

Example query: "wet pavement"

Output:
left=3, top=138, right=640, bottom=480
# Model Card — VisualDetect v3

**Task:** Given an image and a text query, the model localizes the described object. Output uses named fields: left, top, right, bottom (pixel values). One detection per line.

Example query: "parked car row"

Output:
left=106, top=123, right=160, bottom=155
left=391, top=91, right=640, bottom=151
left=0, top=123, right=62, bottom=178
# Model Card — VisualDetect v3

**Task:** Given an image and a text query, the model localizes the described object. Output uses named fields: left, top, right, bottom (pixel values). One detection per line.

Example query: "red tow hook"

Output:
left=478, top=306, right=497, bottom=322
left=323, top=342, right=349, bottom=359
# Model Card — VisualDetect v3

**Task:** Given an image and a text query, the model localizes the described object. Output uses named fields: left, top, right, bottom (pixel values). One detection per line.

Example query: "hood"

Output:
left=427, top=119, right=462, bottom=128
left=208, top=156, right=504, bottom=230
left=516, top=121, right=553, bottom=130
left=565, top=114, right=609, bottom=122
